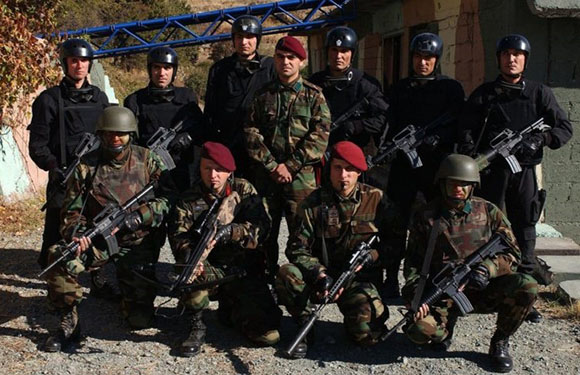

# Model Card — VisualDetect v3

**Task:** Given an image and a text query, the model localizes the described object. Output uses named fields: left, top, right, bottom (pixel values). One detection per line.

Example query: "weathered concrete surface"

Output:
left=539, top=255, right=580, bottom=284
left=558, top=280, right=580, bottom=303
left=536, top=237, right=580, bottom=256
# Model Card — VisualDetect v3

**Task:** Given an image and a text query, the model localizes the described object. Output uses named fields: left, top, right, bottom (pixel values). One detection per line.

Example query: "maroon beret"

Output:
left=275, top=36, right=307, bottom=60
left=330, top=141, right=368, bottom=172
left=201, top=142, right=236, bottom=172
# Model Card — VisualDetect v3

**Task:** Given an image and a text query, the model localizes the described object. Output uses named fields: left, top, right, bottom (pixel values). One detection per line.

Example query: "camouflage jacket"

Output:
left=402, top=196, right=521, bottom=302
left=168, top=178, right=271, bottom=267
left=286, top=182, right=387, bottom=283
left=244, top=76, right=331, bottom=175
left=60, top=144, right=173, bottom=247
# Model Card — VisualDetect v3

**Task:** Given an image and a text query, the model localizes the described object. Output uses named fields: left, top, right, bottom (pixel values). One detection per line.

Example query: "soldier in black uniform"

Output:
left=28, top=38, right=109, bottom=269
left=458, top=34, right=573, bottom=322
left=124, top=46, right=204, bottom=191
left=383, top=32, right=465, bottom=297
left=204, top=15, right=276, bottom=177
left=308, top=26, right=388, bottom=149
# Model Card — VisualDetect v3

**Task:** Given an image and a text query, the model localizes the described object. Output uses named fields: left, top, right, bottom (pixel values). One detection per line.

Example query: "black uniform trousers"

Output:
left=479, top=164, right=540, bottom=273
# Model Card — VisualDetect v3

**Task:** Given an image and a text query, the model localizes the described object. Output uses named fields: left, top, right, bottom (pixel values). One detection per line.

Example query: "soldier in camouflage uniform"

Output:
left=244, top=36, right=331, bottom=280
left=276, top=141, right=389, bottom=359
left=402, top=154, right=537, bottom=373
left=43, top=107, right=174, bottom=352
left=168, top=142, right=281, bottom=357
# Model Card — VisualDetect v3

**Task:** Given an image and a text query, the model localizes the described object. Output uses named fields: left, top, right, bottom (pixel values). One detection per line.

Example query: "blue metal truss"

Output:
left=46, top=0, right=356, bottom=58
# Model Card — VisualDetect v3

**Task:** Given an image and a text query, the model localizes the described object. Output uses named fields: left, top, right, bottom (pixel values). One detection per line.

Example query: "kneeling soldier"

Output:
left=402, top=154, right=538, bottom=373
left=276, top=141, right=389, bottom=358
left=44, top=107, right=173, bottom=351
left=168, top=142, right=281, bottom=357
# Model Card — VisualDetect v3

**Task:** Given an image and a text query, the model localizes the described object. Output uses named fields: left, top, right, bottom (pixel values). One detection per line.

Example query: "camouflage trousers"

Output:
left=406, top=273, right=538, bottom=344
left=181, top=260, right=282, bottom=342
left=275, top=263, right=389, bottom=345
left=249, top=165, right=316, bottom=274
left=46, top=237, right=162, bottom=328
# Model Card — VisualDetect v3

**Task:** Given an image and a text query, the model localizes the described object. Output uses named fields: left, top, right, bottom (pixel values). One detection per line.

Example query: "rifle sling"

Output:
left=410, top=216, right=441, bottom=312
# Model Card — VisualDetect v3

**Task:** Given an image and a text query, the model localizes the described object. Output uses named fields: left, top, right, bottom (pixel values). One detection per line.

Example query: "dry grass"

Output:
left=0, top=194, right=45, bottom=235
left=537, top=285, right=580, bottom=322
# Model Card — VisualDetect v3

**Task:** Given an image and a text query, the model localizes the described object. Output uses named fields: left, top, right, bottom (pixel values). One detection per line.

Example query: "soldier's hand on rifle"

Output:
left=271, top=164, right=293, bottom=184
left=413, top=303, right=430, bottom=321
left=72, top=236, right=92, bottom=257
left=313, top=272, right=342, bottom=302
left=214, top=224, right=233, bottom=245
left=519, top=133, right=546, bottom=157
left=169, top=132, right=192, bottom=155
left=49, top=167, right=66, bottom=186
left=467, top=264, right=490, bottom=290
left=123, top=211, right=143, bottom=232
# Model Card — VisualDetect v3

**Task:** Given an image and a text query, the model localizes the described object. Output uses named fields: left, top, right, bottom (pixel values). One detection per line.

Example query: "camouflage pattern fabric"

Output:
left=275, top=182, right=389, bottom=345
left=244, top=76, right=331, bottom=273
left=167, top=178, right=281, bottom=342
left=46, top=144, right=172, bottom=328
left=402, top=196, right=537, bottom=344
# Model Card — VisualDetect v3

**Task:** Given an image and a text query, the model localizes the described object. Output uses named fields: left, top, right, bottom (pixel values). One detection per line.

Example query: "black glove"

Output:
left=360, top=250, right=376, bottom=269
left=169, top=132, right=192, bottom=155
left=519, top=133, right=545, bottom=158
left=214, top=224, right=233, bottom=245
left=123, top=211, right=143, bottom=232
left=313, top=274, right=333, bottom=297
left=422, top=135, right=440, bottom=150
left=49, top=167, right=66, bottom=186
left=467, top=264, right=490, bottom=290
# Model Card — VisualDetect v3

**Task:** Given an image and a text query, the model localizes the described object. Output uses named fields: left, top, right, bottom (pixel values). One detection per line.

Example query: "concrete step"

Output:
left=557, top=280, right=580, bottom=303
left=538, top=255, right=580, bottom=285
left=535, top=237, right=580, bottom=255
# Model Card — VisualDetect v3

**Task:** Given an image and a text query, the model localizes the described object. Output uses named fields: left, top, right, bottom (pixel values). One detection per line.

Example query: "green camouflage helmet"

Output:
left=435, top=154, right=480, bottom=185
left=96, top=106, right=138, bottom=134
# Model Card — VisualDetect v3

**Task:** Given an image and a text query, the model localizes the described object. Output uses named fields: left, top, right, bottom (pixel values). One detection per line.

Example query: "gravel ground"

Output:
left=1, top=222, right=579, bottom=375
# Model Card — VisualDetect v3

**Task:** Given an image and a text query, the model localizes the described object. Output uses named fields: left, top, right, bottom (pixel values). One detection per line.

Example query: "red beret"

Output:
left=201, top=142, right=236, bottom=172
left=330, top=141, right=368, bottom=172
left=275, top=36, right=307, bottom=60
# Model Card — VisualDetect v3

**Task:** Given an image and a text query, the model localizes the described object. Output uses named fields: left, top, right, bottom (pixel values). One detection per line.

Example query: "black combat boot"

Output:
left=525, top=306, right=542, bottom=323
left=289, top=315, right=315, bottom=359
left=44, top=306, right=81, bottom=352
left=431, top=315, right=457, bottom=351
left=488, top=333, right=513, bottom=373
left=180, top=310, right=206, bottom=357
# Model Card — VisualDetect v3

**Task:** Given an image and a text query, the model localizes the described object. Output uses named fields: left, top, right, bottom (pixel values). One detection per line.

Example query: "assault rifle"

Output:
left=38, top=181, right=156, bottom=277
left=147, top=120, right=191, bottom=170
left=169, top=192, right=241, bottom=292
left=368, top=111, right=455, bottom=169
left=329, top=97, right=370, bottom=133
left=474, top=118, right=551, bottom=173
left=41, top=133, right=100, bottom=211
left=380, top=233, right=510, bottom=342
left=285, top=235, right=379, bottom=357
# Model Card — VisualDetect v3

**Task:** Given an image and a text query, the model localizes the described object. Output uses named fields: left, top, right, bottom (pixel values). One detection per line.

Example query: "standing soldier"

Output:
left=168, top=142, right=281, bottom=357
left=402, top=154, right=537, bottom=373
left=43, top=107, right=174, bottom=352
left=244, top=36, right=331, bottom=281
left=28, top=38, right=109, bottom=269
left=124, top=46, right=204, bottom=191
left=205, top=15, right=276, bottom=177
left=276, top=141, right=389, bottom=358
left=309, top=26, right=388, bottom=148
left=383, top=32, right=465, bottom=297
left=458, top=34, right=572, bottom=322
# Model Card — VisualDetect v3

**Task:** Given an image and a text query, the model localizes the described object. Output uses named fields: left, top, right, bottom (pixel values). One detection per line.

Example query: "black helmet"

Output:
left=232, top=15, right=263, bottom=45
left=325, top=26, right=358, bottom=52
left=435, top=154, right=480, bottom=185
left=147, top=46, right=179, bottom=82
left=59, top=38, right=94, bottom=75
left=496, top=34, right=531, bottom=69
left=410, top=32, right=443, bottom=59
